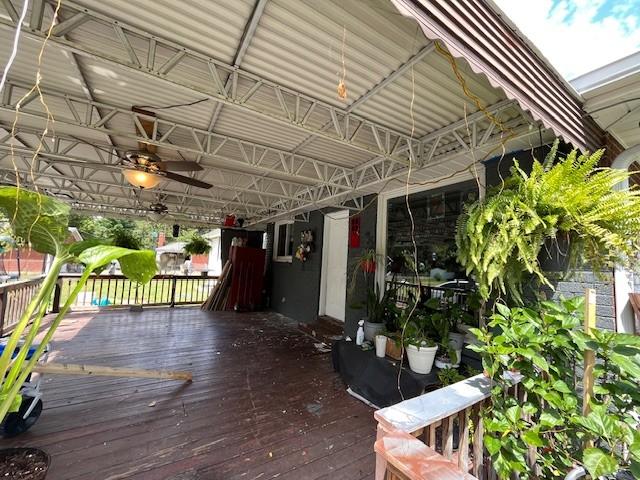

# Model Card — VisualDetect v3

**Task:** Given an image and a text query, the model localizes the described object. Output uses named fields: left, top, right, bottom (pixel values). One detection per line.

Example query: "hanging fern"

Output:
left=456, top=141, right=640, bottom=303
left=184, top=235, right=211, bottom=256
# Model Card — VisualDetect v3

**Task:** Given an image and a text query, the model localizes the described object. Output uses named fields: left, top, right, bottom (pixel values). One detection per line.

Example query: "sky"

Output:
left=493, top=0, right=640, bottom=80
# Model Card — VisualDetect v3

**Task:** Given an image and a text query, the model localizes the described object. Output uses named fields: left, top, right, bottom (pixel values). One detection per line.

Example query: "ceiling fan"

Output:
left=120, top=107, right=212, bottom=190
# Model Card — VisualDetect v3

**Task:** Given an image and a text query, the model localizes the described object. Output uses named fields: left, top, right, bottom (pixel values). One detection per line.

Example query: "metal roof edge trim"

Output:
left=389, top=0, right=606, bottom=153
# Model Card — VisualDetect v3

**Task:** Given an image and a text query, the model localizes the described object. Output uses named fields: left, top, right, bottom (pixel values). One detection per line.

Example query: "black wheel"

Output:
left=0, top=397, right=43, bottom=438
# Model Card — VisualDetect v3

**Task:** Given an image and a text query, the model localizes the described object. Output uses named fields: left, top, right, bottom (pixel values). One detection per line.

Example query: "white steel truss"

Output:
left=1, top=82, right=355, bottom=191
left=0, top=0, right=420, bottom=165
left=0, top=128, right=327, bottom=204
left=0, top=163, right=281, bottom=218
left=257, top=112, right=536, bottom=224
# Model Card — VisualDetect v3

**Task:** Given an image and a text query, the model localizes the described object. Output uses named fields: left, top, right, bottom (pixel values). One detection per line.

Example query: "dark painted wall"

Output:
left=268, top=211, right=325, bottom=324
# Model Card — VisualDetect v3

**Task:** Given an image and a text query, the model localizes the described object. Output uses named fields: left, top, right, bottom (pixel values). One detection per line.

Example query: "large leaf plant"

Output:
left=456, top=141, right=640, bottom=303
left=456, top=142, right=640, bottom=478
left=470, top=300, right=640, bottom=479
left=0, top=187, right=157, bottom=423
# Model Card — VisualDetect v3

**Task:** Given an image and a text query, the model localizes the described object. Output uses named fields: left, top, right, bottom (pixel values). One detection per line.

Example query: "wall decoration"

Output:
left=295, top=229, right=314, bottom=262
left=349, top=215, right=361, bottom=248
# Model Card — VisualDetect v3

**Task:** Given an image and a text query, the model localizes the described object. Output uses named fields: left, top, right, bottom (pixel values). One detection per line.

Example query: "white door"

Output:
left=320, top=210, right=349, bottom=321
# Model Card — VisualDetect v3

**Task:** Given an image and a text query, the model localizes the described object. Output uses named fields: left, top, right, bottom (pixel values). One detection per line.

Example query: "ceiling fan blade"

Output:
left=156, top=161, right=203, bottom=172
left=164, top=172, right=212, bottom=189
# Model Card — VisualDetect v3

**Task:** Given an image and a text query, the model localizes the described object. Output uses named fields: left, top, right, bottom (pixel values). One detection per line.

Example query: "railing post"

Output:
left=51, top=280, right=62, bottom=314
left=169, top=275, right=177, bottom=308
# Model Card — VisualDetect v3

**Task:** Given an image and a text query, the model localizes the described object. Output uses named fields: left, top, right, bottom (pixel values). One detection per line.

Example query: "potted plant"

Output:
left=183, top=234, right=211, bottom=256
left=184, top=234, right=211, bottom=276
left=384, top=331, right=403, bottom=360
left=403, top=310, right=438, bottom=374
left=437, top=366, right=464, bottom=386
left=359, top=249, right=377, bottom=273
left=363, top=284, right=397, bottom=341
left=0, top=187, right=157, bottom=477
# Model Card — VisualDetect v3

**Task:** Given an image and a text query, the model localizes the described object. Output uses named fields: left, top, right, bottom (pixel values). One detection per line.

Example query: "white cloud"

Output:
left=493, top=0, right=640, bottom=80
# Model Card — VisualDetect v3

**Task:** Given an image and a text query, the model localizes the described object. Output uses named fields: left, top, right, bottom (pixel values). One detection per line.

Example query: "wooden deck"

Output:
left=1, top=308, right=376, bottom=479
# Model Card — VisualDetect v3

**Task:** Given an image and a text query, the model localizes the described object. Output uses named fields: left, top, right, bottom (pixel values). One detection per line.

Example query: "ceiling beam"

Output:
left=256, top=115, right=537, bottom=225
left=1, top=81, right=355, bottom=191
left=0, top=140, right=318, bottom=204
left=207, top=0, right=269, bottom=132
left=290, top=41, right=436, bottom=154
left=0, top=159, right=287, bottom=217
left=0, top=1, right=418, bottom=165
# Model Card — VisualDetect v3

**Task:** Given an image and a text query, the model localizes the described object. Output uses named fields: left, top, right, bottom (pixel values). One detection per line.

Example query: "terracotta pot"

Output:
left=0, top=447, right=49, bottom=479
left=385, top=338, right=403, bottom=360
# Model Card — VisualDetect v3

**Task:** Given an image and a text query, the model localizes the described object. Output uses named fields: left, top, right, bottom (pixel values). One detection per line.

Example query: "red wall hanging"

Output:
left=349, top=215, right=361, bottom=248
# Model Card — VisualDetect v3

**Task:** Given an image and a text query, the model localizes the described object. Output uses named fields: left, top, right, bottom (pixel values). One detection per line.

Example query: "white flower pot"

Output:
left=375, top=335, right=387, bottom=358
left=435, top=357, right=460, bottom=369
left=449, top=332, right=465, bottom=351
left=364, top=321, right=384, bottom=342
left=406, top=344, right=438, bottom=374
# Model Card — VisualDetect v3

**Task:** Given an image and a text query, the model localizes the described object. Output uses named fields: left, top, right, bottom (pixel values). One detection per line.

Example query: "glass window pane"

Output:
left=277, top=224, right=287, bottom=257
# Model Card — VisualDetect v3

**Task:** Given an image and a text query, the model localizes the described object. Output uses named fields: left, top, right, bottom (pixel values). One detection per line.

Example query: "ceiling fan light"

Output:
left=123, top=169, right=162, bottom=189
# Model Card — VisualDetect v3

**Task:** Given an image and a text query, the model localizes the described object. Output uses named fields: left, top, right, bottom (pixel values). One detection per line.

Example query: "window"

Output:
left=273, top=221, right=294, bottom=262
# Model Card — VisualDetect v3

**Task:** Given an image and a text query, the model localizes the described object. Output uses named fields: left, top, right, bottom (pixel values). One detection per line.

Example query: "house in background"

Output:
left=203, top=229, right=222, bottom=277
left=571, top=51, right=640, bottom=334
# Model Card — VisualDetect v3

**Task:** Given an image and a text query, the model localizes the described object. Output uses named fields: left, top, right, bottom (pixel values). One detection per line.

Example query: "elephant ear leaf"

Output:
left=78, top=245, right=156, bottom=284
left=68, top=239, right=109, bottom=257
left=0, top=187, right=70, bottom=255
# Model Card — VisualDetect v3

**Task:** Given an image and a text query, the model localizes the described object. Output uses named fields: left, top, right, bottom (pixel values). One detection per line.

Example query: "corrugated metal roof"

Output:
left=0, top=0, right=573, bottom=224
left=391, top=0, right=605, bottom=153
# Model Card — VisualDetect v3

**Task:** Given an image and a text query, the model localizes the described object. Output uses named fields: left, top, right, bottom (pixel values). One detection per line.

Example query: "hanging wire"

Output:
left=396, top=25, right=422, bottom=400
left=132, top=98, right=210, bottom=110
left=0, top=0, right=29, bottom=94
left=9, top=0, right=62, bottom=239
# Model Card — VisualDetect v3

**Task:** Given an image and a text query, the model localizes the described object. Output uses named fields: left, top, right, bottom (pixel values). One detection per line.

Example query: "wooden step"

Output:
left=317, top=315, right=344, bottom=335
left=298, top=317, right=344, bottom=347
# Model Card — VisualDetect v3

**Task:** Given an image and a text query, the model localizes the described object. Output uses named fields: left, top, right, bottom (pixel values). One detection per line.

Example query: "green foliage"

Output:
left=183, top=234, right=211, bottom=256
left=437, top=367, right=464, bottom=386
left=456, top=141, right=640, bottom=303
left=469, top=299, right=640, bottom=478
left=111, top=228, right=142, bottom=250
left=0, top=187, right=70, bottom=255
left=365, top=283, right=399, bottom=325
left=69, top=213, right=202, bottom=250
left=403, top=292, right=476, bottom=350
left=0, top=187, right=157, bottom=424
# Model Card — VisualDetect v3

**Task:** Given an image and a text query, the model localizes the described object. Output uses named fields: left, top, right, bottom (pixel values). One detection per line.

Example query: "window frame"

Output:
left=273, top=220, right=294, bottom=263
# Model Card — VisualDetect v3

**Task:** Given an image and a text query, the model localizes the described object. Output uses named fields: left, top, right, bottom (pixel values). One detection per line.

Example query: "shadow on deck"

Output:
left=1, top=308, right=375, bottom=480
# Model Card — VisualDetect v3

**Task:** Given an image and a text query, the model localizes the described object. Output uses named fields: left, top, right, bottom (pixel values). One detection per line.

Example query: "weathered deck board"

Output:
left=1, top=308, right=376, bottom=479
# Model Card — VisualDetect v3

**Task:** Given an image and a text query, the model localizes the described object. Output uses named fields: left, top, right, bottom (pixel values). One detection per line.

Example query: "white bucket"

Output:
left=375, top=335, right=387, bottom=358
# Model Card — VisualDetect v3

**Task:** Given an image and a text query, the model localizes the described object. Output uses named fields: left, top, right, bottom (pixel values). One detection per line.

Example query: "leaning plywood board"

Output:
left=33, top=363, right=192, bottom=381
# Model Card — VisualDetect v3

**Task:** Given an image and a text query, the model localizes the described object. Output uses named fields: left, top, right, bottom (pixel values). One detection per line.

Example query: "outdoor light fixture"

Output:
left=122, top=169, right=162, bottom=189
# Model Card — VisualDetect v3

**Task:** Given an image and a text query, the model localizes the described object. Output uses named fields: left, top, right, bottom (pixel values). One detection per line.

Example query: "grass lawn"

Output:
left=58, top=277, right=217, bottom=307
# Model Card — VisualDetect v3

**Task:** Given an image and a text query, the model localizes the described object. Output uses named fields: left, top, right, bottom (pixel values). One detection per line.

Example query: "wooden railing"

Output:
left=0, top=276, right=46, bottom=335
left=374, top=374, right=525, bottom=479
left=386, top=280, right=469, bottom=306
left=51, top=274, right=218, bottom=312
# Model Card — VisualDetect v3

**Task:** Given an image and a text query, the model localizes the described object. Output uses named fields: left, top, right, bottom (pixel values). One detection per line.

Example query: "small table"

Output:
left=332, top=340, right=441, bottom=407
